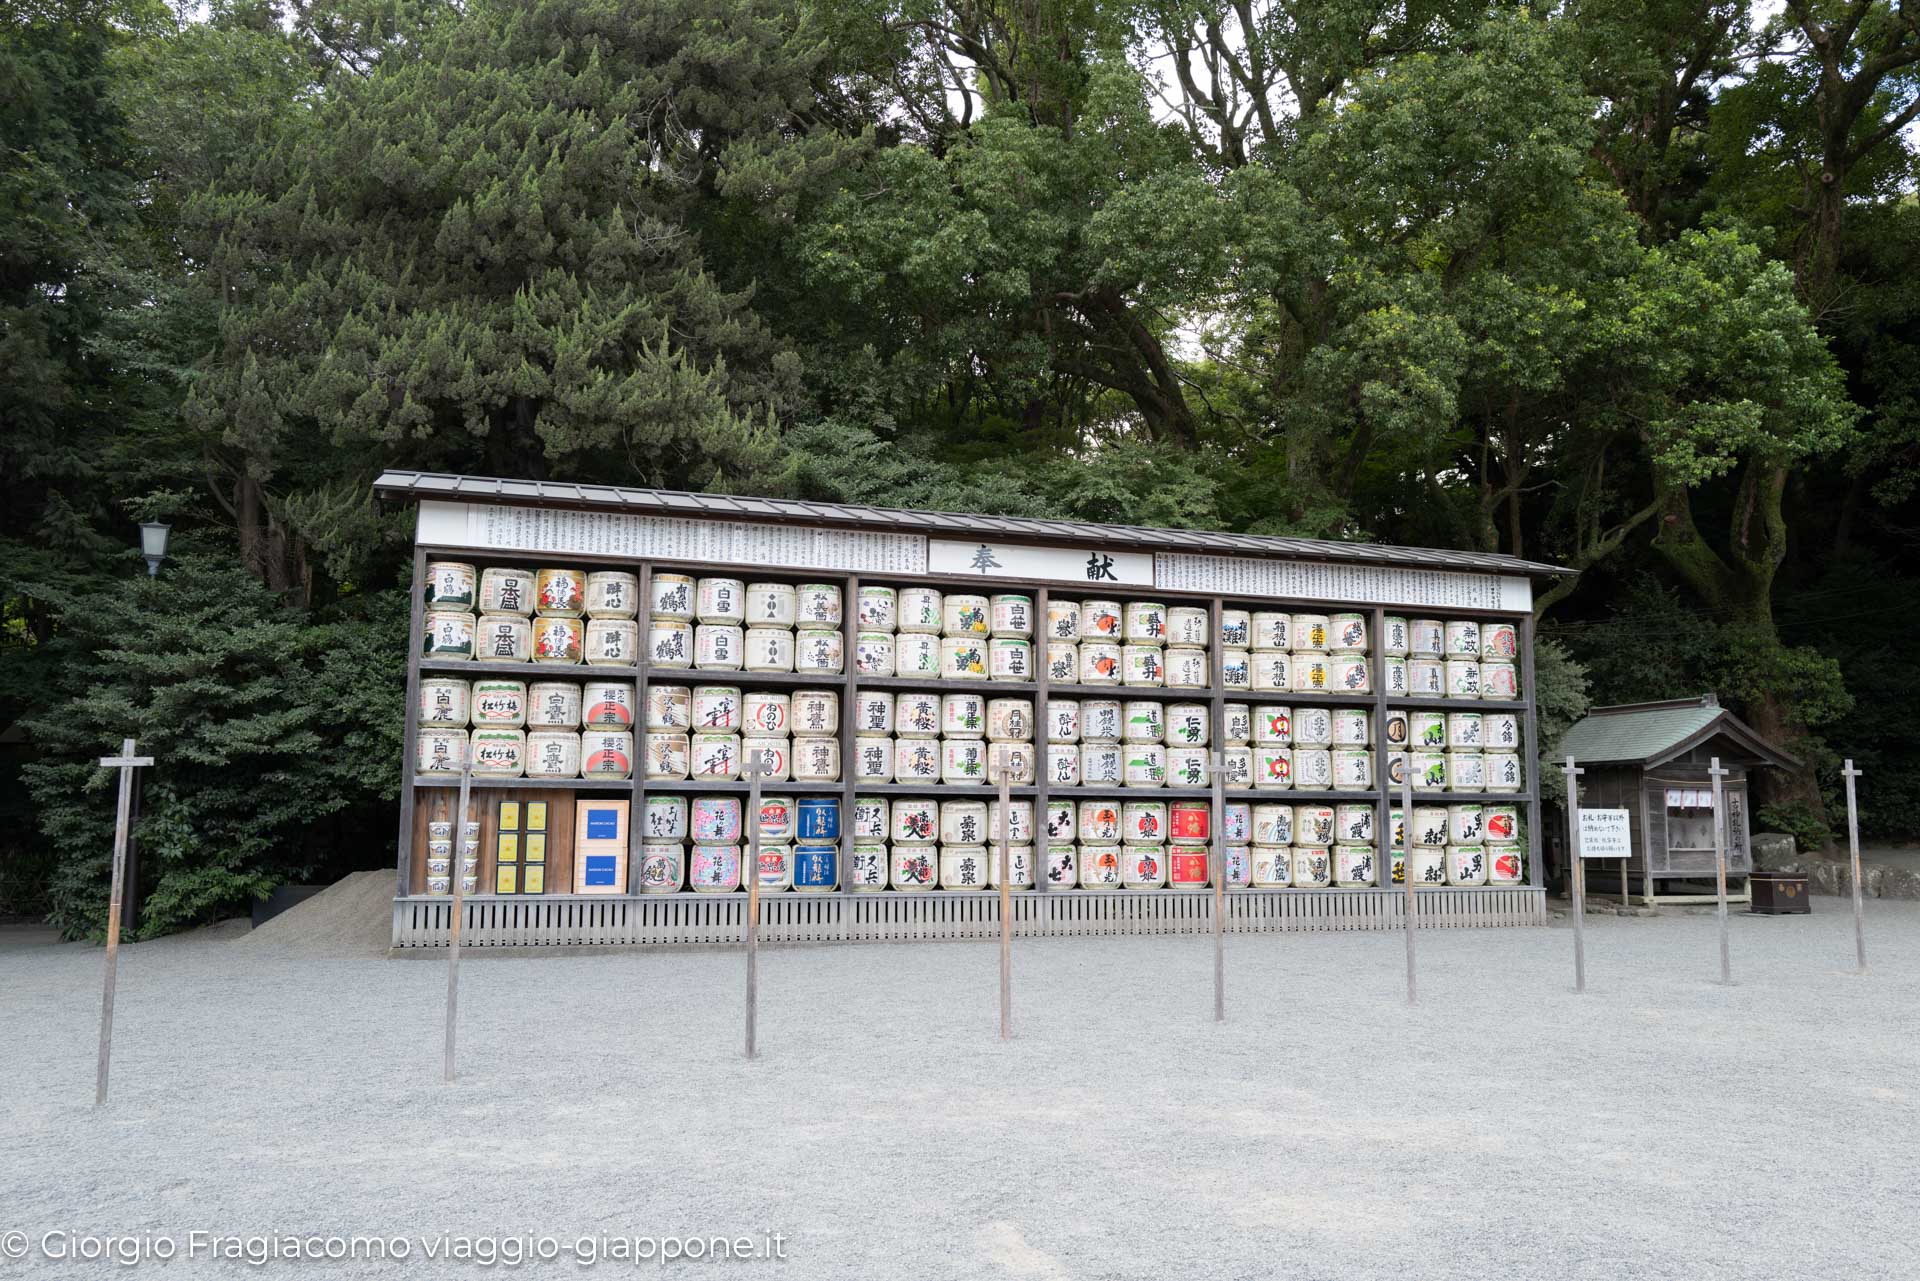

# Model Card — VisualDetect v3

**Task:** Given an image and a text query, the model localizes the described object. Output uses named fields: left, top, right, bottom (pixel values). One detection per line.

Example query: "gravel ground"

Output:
left=3, top=897, right=1916, bottom=1280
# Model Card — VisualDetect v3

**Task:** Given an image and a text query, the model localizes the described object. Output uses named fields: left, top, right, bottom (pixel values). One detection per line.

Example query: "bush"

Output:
left=1758, top=802, right=1832, bottom=855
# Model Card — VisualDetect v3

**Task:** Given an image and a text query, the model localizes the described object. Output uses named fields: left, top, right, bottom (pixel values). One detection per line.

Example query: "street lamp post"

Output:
left=138, top=521, right=171, bottom=578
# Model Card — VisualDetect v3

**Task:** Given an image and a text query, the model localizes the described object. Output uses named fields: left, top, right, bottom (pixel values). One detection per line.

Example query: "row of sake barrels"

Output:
left=423, top=612, right=638, bottom=665
left=414, top=728, right=635, bottom=779
left=425, top=563, right=638, bottom=617
left=1386, top=709, right=1523, bottom=750
left=855, top=633, right=1038, bottom=681
left=646, top=621, right=843, bottom=674
left=417, top=678, right=636, bottom=731
left=1394, top=657, right=1520, bottom=701
left=647, top=577, right=840, bottom=627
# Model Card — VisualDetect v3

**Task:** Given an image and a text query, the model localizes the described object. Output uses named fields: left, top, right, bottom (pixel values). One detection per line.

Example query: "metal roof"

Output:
left=372, top=470, right=1570, bottom=578
left=1556, top=697, right=1798, bottom=769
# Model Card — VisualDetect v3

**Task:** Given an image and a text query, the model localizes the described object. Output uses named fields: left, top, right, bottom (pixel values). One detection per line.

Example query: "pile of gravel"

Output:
left=235, top=870, right=393, bottom=957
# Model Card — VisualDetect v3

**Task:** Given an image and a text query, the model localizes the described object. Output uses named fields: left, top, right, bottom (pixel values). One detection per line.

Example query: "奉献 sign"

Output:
left=1577, top=808, right=1632, bottom=859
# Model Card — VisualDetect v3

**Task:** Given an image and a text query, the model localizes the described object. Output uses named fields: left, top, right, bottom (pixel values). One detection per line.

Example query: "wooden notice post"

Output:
left=1562, top=757, right=1587, bottom=994
left=1709, top=755, right=1731, bottom=985
left=1210, top=751, right=1227, bottom=1023
left=1842, top=759, right=1866, bottom=973
left=1398, top=765, right=1417, bottom=1005
left=95, top=738, right=153, bottom=1107
left=997, top=763, right=1012, bottom=1041
left=743, top=749, right=768, bottom=1059
left=444, top=758, right=473, bottom=1082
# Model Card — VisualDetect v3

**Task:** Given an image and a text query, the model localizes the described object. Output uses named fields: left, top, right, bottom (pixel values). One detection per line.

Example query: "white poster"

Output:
left=1154, top=552, right=1530, bottom=612
left=1576, top=808, right=1634, bottom=858
left=927, top=538, right=1155, bottom=587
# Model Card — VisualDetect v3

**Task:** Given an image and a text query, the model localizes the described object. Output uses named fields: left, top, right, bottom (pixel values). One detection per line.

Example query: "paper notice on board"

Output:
left=1576, top=809, right=1633, bottom=859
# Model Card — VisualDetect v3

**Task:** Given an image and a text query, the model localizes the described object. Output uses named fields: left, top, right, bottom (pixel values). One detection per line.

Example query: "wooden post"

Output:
left=744, top=749, right=768, bottom=1059
left=1398, top=764, right=1416, bottom=1005
left=997, top=762, right=1012, bottom=1041
left=1709, top=756, right=1731, bottom=985
left=1211, top=750, right=1226, bottom=1023
left=95, top=738, right=153, bottom=1107
left=443, top=757, right=472, bottom=1082
left=1562, top=756, right=1586, bottom=994
left=1842, top=759, right=1866, bottom=974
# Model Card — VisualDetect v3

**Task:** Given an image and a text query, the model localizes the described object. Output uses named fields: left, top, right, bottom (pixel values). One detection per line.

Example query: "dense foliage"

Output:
left=3, top=0, right=1915, bottom=934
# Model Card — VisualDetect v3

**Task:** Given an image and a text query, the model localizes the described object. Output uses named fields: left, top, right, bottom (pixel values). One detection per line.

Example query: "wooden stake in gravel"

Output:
left=997, top=762, right=1013, bottom=1041
left=95, top=738, right=152, bottom=1107
left=1563, top=756, right=1587, bottom=994
left=1211, top=751, right=1226, bottom=1023
left=1399, top=763, right=1417, bottom=1006
left=1842, top=759, right=1867, bottom=974
left=444, top=758, right=473, bottom=1082
left=744, top=749, right=768, bottom=1060
left=1709, top=756, right=1731, bottom=986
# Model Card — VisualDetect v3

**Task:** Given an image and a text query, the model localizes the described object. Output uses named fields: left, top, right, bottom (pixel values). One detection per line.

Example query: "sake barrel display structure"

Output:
left=379, top=470, right=1561, bottom=948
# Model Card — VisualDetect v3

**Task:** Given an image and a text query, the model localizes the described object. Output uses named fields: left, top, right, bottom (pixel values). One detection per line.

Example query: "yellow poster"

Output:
left=495, top=866, right=518, bottom=894
left=526, top=802, right=548, bottom=830
left=499, top=801, right=521, bottom=830
left=497, top=833, right=519, bottom=862
left=524, top=865, right=545, bottom=894
left=525, top=833, right=546, bottom=863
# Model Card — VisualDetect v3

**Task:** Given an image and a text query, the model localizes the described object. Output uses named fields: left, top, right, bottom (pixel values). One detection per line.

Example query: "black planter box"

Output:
left=1749, top=871, right=1811, bottom=915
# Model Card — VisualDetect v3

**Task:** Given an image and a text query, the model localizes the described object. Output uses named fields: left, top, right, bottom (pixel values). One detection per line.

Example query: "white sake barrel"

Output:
left=1486, top=754, right=1522, bottom=793
left=890, top=845, right=937, bottom=892
left=1124, top=744, right=1167, bottom=787
left=1446, top=713, right=1483, bottom=750
left=1407, top=659, right=1444, bottom=697
left=1410, top=711, right=1447, bottom=749
left=418, top=678, right=471, bottom=728
left=638, top=844, right=684, bottom=895
left=1290, top=653, right=1331, bottom=693
left=895, top=691, right=941, bottom=737
left=941, top=800, right=989, bottom=846
left=1388, top=847, right=1406, bottom=887
left=1482, top=661, right=1519, bottom=701
left=534, top=568, right=586, bottom=617
left=1122, top=845, right=1168, bottom=888
left=795, top=628, right=843, bottom=675
left=1222, top=703, right=1252, bottom=745
left=1328, top=654, right=1371, bottom=694
left=898, top=586, right=942, bottom=633
left=471, top=679, right=527, bottom=728
left=894, top=631, right=940, bottom=677
left=1045, top=843, right=1076, bottom=888
left=1219, top=609, right=1251, bottom=648
left=743, top=626, right=793, bottom=672
left=1121, top=645, right=1164, bottom=687
left=1383, top=709, right=1409, bottom=750
left=1293, top=748, right=1333, bottom=789
left=1220, top=802, right=1252, bottom=843
left=1448, top=844, right=1488, bottom=886
left=1165, top=747, right=1209, bottom=788
left=1080, top=699, right=1123, bottom=742
left=1222, top=746, right=1253, bottom=787
left=1383, top=657, right=1408, bottom=696
left=646, top=619, right=692, bottom=669
left=1043, top=801, right=1076, bottom=842
left=1488, top=844, right=1524, bottom=885
left=689, top=845, right=741, bottom=894
left=990, top=594, right=1034, bottom=638
left=1124, top=601, right=1168, bottom=645
left=1336, top=804, right=1374, bottom=844
left=425, top=560, right=476, bottom=609
left=1250, top=652, right=1291, bottom=693
left=415, top=728, right=468, bottom=774
left=639, top=683, right=685, bottom=733
left=940, top=845, right=990, bottom=889
left=1385, top=752, right=1408, bottom=789
left=989, top=638, right=1032, bottom=681
left=1332, top=749, right=1371, bottom=792
left=847, top=843, right=888, bottom=891
left=1164, top=703, right=1209, bottom=747
left=1483, top=804, right=1521, bottom=845
left=743, top=690, right=790, bottom=735
left=478, top=567, right=534, bottom=615
left=1168, top=799, right=1210, bottom=843
left=1331, top=708, right=1370, bottom=746
left=989, top=799, right=1036, bottom=844
left=690, top=623, right=741, bottom=670
left=795, top=583, right=841, bottom=626
left=1122, top=700, right=1166, bottom=743
left=852, top=691, right=893, bottom=735
left=987, top=741, right=1036, bottom=785
left=1168, top=844, right=1211, bottom=890
left=1122, top=800, right=1168, bottom=843
left=586, top=618, right=640, bottom=667
left=1412, top=751, right=1447, bottom=791
left=1334, top=844, right=1376, bottom=888
left=1167, top=606, right=1209, bottom=647
left=1046, top=699, right=1081, bottom=743
left=1404, top=846, right=1444, bottom=886
left=892, top=738, right=940, bottom=784
left=852, top=736, right=893, bottom=782
left=748, top=844, right=793, bottom=894
left=1164, top=647, right=1209, bottom=689
left=853, top=631, right=895, bottom=677
left=1330, top=613, right=1368, bottom=653
left=1220, top=649, right=1251, bottom=690
left=1382, top=616, right=1410, bottom=656
left=941, top=692, right=985, bottom=737
left=1445, top=658, right=1481, bottom=699
left=475, top=613, right=532, bottom=662
left=1079, top=641, right=1122, bottom=684
left=690, top=732, right=740, bottom=780
left=988, top=697, right=1034, bottom=741
left=533, top=616, right=584, bottom=665
left=1483, top=711, right=1521, bottom=751
left=1291, top=614, right=1330, bottom=652
left=1408, top=806, right=1449, bottom=847
left=649, top=573, right=694, bottom=621
left=744, top=581, right=796, bottom=627
left=1444, top=619, right=1481, bottom=657
left=1078, top=599, right=1123, bottom=641
left=888, top=797, right=937, bottom=846
left=1252, top=745, right=1293, bottom=790
left=1448, top=804, right=1485, bottom=844
left=581, top=730, right=633, bottom=779
left=582, top=680, right=636, bottom=729
left=856, top=585, right=897, bottom=630
left=1409, top=619, right=1444, bottom=658
left=1250, top=612, right=1290, bottom=650
left=585, top=571, right=639, bottom=619
left=849, top=797, right=889, bottom=841
left=792, top=689, right=837, bottom=736
left=940, top=635, right=987, bottom=680
left=792, top=736, right=840, bottom=783
left=1450, top=753, right=1487, bottom=792
left=1253, top=804, right=1294, bottom=846
left=1293, top=847, right=1332, bottom=888
left=423, top=610, right=476, bottom=661
left=943, top=594, right=989, bottom=637
left=643, top=732, right=690, bottom=780
left=1046, top=745, right=1081, bottom=787
left=1293, top=706, right=1333, bottom=746
left=1482, top=620, right=1518, bottom=659
left=643, top=794, right=689, bottom=841
left=1080, top=843, right=1123, bottom=888
left=1045, top=597, right=1080, bottom=641
left=1251, top=846, right=1291, bottom=887
left=690, top=684, right=740, bottom=731
left=1044, top=641, right=1078, bottom=683
left=1078, top=801, right=1123, bottom=842
left=690, top=796, right=743, bottom=843
left=942, top=737, right=988, bottom=785
left=1080, top=743, right=1122, bottom=785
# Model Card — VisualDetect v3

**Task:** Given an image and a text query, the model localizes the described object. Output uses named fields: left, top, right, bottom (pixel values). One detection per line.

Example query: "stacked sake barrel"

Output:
left=639, top=793, right=844, bottom=895
left=851, top=584, right=1033, bottom=681
left=415, top=561, right=640, bottom=779
left=1243, top=704, right=1375, bottom=793
left=1042, top=697, right=1222, bottom=789
left=1038, top=598, right=1208, bottom=688
left=1387, top=707, right=1526, bottom=797
left=1215, top=609, right=1370, bottom=694
left=645, top=577, right=844, bottom=676
left=849, top=689, right=1036, bottom=787
left=1391, top=801, right=1526, bottom=887
left=639, top=684, right=842, bottom=786
left=1383, top=617, right=1521, bottom=701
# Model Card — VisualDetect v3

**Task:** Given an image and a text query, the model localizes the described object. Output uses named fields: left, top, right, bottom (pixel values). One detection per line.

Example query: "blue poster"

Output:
left=582, top=854, right=618, bottom=886
left=585, top=808, right=620, bottom=840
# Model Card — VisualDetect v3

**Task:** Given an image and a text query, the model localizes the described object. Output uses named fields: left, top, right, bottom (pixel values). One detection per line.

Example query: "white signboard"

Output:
left=1576, top=808, right=1633, bottom=859
left=927, top=538, right=1154, bottom=586
left=1155, top=552, right=1530, bottom=611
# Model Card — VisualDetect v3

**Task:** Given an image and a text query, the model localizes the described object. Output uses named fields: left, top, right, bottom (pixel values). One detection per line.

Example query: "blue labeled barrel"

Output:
left=793, top=843, right=838, bottom=892
left=796, top=796, right=840, bottom=842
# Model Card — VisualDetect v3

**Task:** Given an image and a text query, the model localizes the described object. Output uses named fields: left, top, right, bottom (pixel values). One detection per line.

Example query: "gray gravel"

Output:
left=3, top=898, right=1917, bottom=1280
